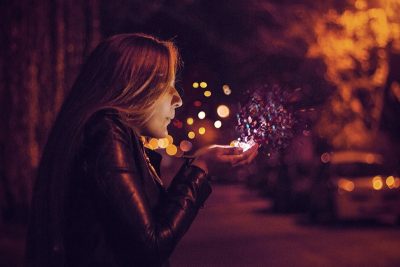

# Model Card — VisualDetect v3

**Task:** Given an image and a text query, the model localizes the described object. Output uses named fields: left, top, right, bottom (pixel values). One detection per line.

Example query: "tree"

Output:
left=0, top=0, right=100, bottom=222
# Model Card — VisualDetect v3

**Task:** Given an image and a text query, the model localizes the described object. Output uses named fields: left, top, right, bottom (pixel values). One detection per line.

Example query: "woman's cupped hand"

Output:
left=191, top=143, right=259, bottom=175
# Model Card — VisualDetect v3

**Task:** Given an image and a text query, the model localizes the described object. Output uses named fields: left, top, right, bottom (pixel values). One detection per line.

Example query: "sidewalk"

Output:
left=170, top=183, right=276, bottom=267
left=169, top=183, right=400, bottom=267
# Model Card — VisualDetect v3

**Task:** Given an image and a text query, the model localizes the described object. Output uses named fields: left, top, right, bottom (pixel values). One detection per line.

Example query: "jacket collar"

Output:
left=144, top=147, right=162, bottom=177
left=130, top=129, right=163, bottom=180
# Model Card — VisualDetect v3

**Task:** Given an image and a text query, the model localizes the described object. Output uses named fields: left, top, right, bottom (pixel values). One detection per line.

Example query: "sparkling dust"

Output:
left=235, top=84, right=296, bottom=155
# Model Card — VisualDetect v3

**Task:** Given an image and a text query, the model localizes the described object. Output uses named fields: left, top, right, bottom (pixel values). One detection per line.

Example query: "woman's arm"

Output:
left=83, top=114, right=211, bottom=266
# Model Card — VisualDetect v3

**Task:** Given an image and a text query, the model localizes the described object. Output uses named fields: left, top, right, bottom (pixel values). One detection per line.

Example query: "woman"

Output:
left=25, top=33, right=258, bottom=267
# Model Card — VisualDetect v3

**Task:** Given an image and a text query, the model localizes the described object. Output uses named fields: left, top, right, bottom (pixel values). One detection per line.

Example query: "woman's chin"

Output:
left=143, top=127, right=168, bottom=139
left=154, top=130, right=168, bottom=139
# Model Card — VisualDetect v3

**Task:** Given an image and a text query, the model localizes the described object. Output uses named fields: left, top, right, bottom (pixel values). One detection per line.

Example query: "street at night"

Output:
left=171, top=184, right=400, bottom=267
left=2, top=1, right=400, bottom=266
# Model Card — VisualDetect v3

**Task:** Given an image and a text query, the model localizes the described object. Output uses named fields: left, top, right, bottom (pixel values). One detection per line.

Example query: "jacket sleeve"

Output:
left=83, top=114, right=212, bottom=265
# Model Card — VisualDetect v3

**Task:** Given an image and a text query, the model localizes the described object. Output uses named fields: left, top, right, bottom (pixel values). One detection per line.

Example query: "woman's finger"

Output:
left=217, top=145, right=243, bottom=155
left=233, top=147, right=243, bottom=155
left=217, top=154, right=243, bottom=163
left=232, top=145, right=259, bottom=167
left=246, top=148, right=259, bottom=164
left=230, top=144, right=258, bottom=165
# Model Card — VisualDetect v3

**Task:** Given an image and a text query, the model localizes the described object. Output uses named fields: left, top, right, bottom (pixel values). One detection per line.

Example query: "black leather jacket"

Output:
left=50, top=110, right=212, bottom=266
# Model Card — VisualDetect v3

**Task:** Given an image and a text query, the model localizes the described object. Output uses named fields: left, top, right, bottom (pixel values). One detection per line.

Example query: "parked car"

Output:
left=309, top=150, right=400, bottom=223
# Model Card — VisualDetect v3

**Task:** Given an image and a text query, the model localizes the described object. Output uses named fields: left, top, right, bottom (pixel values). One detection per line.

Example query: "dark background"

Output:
left=1, top=0, right=400, bottom=266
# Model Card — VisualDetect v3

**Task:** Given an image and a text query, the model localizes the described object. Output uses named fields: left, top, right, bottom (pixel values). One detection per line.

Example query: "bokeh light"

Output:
left=144, top=142, right=153, bottom=150
left=166, top=134, right=174, bottom=144
left=214, top=120, right=222, bottom=128
left=372, top=176, right=383, bottom=190
left=198, top=127, right=206, bottom=135
left=386, top=176, right=395, bottom=188
left=157, top=138, right=169, bottom=149
left=217, top=105, right=230, bottom=118
left=166, top=144, right=178, bottom=156
left=204, top=90, right=212, bottom=97
left=187, top=117, right=194, bottom=125
left=200, top=82, right=207, bottom=88
left=188, top=131, right=195, bottom=139
left=149, top=138, right=159, bottom=149
left=172, top=119, right=183, bottom=129
left=230, top=140, right=237, bottom=147
left=198, top=111, right=206, bottom=119
left=321, top=152, right=331, bottom=163
left=222, top=84, right=231, bottom=95
left=365, top=154, right=375, bottom=164
left=394, top=178, right=400, bottom=188
left=193, top=82, right=199, bottom=88
left=355, top=0, right=367, bottom=10
left=180, top=140, right=193, bottom=152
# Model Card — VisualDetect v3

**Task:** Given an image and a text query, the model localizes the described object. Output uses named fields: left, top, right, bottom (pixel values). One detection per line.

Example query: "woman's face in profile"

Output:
left=142, top=85, right=182, bottom=138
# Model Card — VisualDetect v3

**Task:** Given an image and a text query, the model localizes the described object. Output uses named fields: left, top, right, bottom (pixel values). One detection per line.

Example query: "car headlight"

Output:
left=386, top=176, right=400, bottom=189
left=338, top=178, right=355, bottom=192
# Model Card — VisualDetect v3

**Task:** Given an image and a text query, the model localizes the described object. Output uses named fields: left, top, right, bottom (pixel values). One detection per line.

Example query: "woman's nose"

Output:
left=172, top=89, right=183, bottom=108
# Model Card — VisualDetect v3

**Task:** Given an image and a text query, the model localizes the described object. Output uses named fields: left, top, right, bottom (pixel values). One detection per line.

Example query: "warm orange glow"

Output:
left=166, top=144, right=178, bottom=156
left=372, top=176, right=383, bottom=190
left=198, top=111, right=206, bottom=119
left=188, top=131, right=195, bottom=139
left=217, top=105, right=230, bottom=118
left=200, top=82, right=207, bottom=88
left=166, top=134, right=174, bottom=144
left=187, top=117, right=194, bottom=125
left=214, top=120, right=222, bottom=128
left=365, top=154, right=376, bottom=164
left=198, top=127, right=206, bottom=135
left=355, top=0, right=367, bottom=10
left=338, top=178, right=355, bottom=192
left=204, top=90, right=212, bottom=97
left=193, top=82, right=199, bottom=88
left=142, top=137, right=152, bottom=150
left=394, top=178, right=400, bottom=188
left=309, top=4, right=392, bottom=149
left=157, top=138, right=169, bottom=149
left=143, top=142, right=154, bottom=150
left=179, top=140, right=193, bottom=152
left=386, top=176, right=395, bottom=188
left=391, top=82, right=400, bottom=102
left=149, top=138, right=159, bottom=149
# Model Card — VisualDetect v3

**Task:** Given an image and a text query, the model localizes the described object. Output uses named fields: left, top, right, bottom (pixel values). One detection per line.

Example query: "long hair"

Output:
left=26, top=33, right=180, bottom=266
